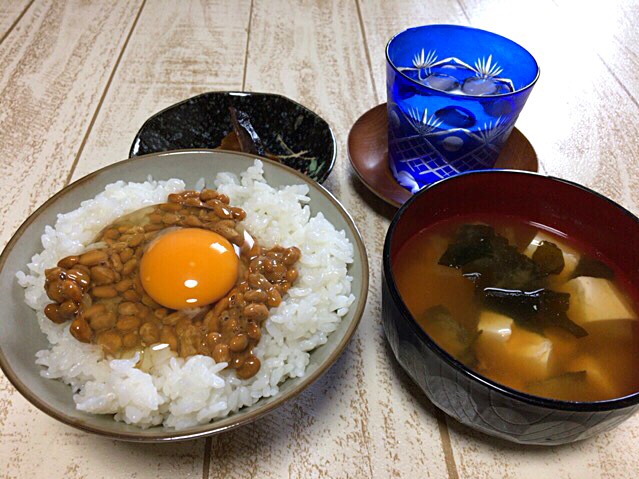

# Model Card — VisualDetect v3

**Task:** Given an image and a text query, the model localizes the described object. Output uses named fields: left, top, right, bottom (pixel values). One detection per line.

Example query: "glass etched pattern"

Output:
left=387, top=26, right=538, bottom=192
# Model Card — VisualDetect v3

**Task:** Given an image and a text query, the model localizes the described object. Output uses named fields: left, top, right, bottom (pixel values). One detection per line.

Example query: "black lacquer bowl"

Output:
left=130, top=91, right=336, bottom=183
left=382, top=171, right=639, bottom=445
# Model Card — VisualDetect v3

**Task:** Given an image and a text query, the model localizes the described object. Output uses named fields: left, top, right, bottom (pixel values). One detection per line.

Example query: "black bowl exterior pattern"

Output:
left=130, top=92, right=336, bottom=183
left=381, top=273, right=639, bottom=445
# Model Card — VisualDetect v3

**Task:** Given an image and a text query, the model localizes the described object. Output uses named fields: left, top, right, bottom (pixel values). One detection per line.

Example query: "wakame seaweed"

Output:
left=439, top=224, right=546, bottom=291
left=572, top=256, right=614, bottom=280
left=526, top=370, right=588, bottom=396
left=482, top=288, right=588, bottom=338
left=438, top=224, right=497, bottom=268
left=439, top=225, right=508, bottom=268
left=532, top=241, right=565, bottom=275
left=438, top=224, right=588, bottom=338
left=422, top=305, right=480, bottom=366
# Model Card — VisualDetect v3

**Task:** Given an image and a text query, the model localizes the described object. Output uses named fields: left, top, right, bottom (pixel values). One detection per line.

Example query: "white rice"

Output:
left=16, top=160, right=355, bottom=429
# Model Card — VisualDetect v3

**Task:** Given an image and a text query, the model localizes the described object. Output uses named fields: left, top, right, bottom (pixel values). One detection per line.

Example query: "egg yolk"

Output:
left=140, top=228, right=239, bottom=310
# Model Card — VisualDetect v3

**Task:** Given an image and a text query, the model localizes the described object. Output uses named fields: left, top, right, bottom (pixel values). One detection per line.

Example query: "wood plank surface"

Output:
left=0, top=0, right=32, bottom=41
left=2, top=0, right=639, bottom=477
left=1, top=1, right=252, bottom=478
left=457, top=0, right=639, bottom=210
left=0, top=1, right=202, bottom=478
left=0, top=0, right=140, bottom=244
left=357, top=0, right=469, bottom=104
left=72, top=0, right=252, bottom=179
left=554, top=0, right=639, bottom=98
left=206, top=0, right=450, bottom=477
left=447, top=1, right=639, bottom=474
left=359, top=0, right=639, bottom=477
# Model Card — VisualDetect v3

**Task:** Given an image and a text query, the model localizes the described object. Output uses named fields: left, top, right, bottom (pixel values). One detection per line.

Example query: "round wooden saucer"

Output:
left=347, top=103, right=538, bottom=208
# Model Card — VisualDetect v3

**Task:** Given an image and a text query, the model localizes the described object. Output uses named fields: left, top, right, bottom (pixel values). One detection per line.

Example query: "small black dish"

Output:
left=382, top=170, right=639, bottom=445
left=130, top=91, right=336, bottom=183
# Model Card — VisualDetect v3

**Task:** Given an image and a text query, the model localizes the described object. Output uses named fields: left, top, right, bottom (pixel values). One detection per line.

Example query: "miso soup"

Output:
left=394, top=215, right=639, bottom=402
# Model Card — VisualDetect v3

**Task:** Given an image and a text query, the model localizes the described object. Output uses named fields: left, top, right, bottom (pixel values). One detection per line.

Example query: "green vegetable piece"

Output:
left=481, top=288, right=588, bottom=338
left=439, top=224, right=546, bottom=291
left=438, top=224, right=589, bottom=338
left=527, top=370, right=587, bottom=398
left=572, top=256, right=614, bottom=280
left=421, top=305, right=479, bottom=366
left=538, top=290, right=588, bottom=338
left=438, top=224, right=496, bottom=268
left=461, top=248, right=544, bottom=291
left=532, top=241, right=565, bottom=275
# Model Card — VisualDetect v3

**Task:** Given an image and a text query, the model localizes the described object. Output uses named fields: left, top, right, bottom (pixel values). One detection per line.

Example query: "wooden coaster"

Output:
left=347, top=103, right=538, bottom=208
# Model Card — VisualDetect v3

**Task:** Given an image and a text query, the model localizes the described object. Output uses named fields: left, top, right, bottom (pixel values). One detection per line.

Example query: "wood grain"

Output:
left=0, top=1, right=252, bottom=478
left=0, top=0, right=32, bottom=42
left=357, top=0, right=639, bottom=477
left=204, top=1, right=450, bottom=478
left=357, top=0, right=469, bottom=103
left=554, top=0, right=639, bottom=102
left=1, top=0, right=639, bottom=477
left=551, top=0, right=639, bottom=209
left=0, top=1, right=201, bottom=478
left=457, top=0, right=639, bottom=211
left=447, top=1, right=639, bottom=477
left=72, top=0, right=252, bottom=180
left=0, top=0, right=139, bottom=244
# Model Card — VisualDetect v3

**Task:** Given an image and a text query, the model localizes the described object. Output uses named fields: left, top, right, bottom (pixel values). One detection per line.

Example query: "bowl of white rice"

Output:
left=0, top=150, right=368, bottom=441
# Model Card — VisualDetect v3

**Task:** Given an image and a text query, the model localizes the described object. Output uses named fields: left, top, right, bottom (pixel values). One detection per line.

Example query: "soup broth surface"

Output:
left=394, top=215, right=639, bottom=402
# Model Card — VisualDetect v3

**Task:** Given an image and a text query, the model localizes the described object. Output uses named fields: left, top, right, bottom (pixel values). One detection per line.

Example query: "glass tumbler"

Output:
left=386, top=25, right=539, bottom=192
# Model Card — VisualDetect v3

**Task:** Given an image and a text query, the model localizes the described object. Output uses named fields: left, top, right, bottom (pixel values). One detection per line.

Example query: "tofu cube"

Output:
left=476, top=314, right=553, bottom=383
left=545, top=327, right=579, bottom=367
left=505, top=328, right=554, bottom=381
left=560, top=277, right=637, bottom=324
left=567, top=355, right=619, bottom=399
left=477, top=310, right=513, bottom=342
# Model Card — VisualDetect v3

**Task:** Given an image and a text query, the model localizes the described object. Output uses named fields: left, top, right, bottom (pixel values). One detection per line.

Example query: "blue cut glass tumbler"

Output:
left=386, top=25, right=539, bottom=193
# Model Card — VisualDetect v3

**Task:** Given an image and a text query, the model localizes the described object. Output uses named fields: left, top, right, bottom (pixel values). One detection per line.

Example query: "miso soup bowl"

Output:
left=382, top=170, right=639, bottom=445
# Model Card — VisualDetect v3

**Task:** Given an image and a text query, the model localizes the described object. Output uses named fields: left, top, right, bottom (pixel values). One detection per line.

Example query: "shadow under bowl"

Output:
left=381, top=170, right=639, bottom=445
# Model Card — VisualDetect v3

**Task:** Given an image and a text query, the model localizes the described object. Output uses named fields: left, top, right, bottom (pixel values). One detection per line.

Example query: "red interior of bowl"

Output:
left=390, top=171, right=639, bottom=295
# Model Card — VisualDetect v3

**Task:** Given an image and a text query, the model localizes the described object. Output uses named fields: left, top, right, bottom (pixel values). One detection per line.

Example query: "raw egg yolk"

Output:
left=140, top=228, right=239, bottom=310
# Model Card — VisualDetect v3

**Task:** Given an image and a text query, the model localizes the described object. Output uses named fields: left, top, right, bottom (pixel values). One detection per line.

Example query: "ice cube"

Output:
left=434, top=106, right=475, bottom=128
left=441, top=135, right=464, bottom=152
left=401, top=69, right=421, bottom=82
left=462, top=77, right=499, bottom=96
left=560, top=277, right=637, bottom=323
left=483, top=98, right=513, bottom=117
left=421, top=73, right=460, bottom=92
left=493, top=80, right=513, bottom=94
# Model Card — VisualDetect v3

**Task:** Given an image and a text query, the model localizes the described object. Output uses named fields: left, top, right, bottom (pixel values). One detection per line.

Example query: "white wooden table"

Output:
left=1, top=1, right=638, bottom=477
